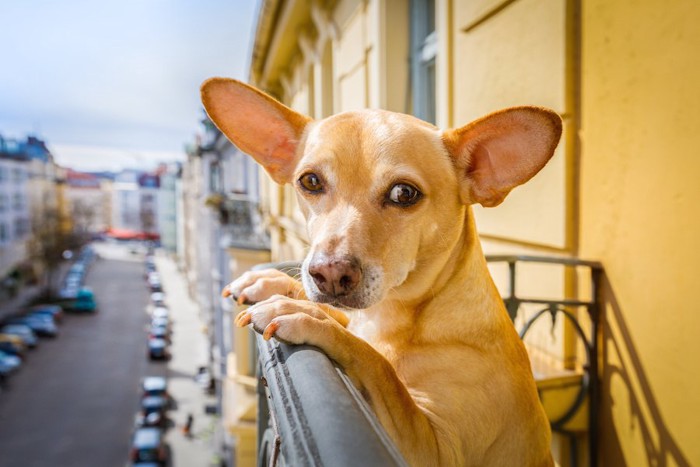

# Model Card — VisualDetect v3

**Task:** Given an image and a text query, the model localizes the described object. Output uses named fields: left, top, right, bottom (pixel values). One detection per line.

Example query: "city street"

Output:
left=0, top=243, right=214, bottom=466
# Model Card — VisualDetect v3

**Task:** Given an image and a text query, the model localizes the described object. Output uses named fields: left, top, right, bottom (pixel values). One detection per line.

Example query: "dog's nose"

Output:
left=308, top=255, right=362, bottom=297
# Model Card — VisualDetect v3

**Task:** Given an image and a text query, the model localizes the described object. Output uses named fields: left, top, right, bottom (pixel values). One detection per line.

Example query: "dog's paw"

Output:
left=223, top=268, right=305, bottom=305
left=234, top=295, right=337, bottom=345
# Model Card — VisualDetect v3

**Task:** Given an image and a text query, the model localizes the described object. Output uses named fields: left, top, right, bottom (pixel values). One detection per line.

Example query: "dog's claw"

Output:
left=222, top=286, right=232, bottom=298
left=235, top=310, right=251, bottom=327
left=263, top=321, right=279, bottom=341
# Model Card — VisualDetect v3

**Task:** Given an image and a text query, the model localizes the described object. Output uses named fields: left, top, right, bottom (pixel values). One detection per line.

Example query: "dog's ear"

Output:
left=443, top=107, right=562, bottom=207
left=200, top=78, right=312, bottom=184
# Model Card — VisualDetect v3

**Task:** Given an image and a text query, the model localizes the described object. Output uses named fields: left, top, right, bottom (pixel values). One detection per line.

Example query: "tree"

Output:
left=71, top=199, right=97, bottom=243
left=27, top=207, right=85, bottom=298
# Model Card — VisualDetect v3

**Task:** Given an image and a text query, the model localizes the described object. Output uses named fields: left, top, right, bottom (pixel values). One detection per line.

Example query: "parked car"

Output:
left=148, top=326, right=169, bottom=342
left=147, top=273, right=161, bottom=292
left=59, top=287, right=97, bottom=313
left=65, top=274, right=82, bottom=289
left=129, top=428, right=168, bottom=465
left=8, top=315, right=58, bottom=337
left=142, top=376, right=168, bottom=398
left=147, top=338, right=169, bottom=360
left=135, top=395, right=169, bottom=428
left=0, top=324, right=38, bottom=348
left=151, top=307, right=169, bottom=320
left=29, top=304, right=64, bottom=323
left=0, top=334, right=27, bottom=357
left=58, top=284, right=79, bottom=299
left=144, top=258, right=157, bottom=279
left=69, top=263, right=85, bottom=275
left=150, top=292, right=165, bottom=307
left=151, top=317, right=170, bottom=330
left=0, top=350, right=21, bottom=375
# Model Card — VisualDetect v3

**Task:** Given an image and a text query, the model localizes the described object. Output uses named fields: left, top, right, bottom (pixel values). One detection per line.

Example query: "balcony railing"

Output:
left=486, top=255, right=603, bottom=467
left=208, top=194, right=270, bottom=250
left=241, top=256, right=602, bottom=467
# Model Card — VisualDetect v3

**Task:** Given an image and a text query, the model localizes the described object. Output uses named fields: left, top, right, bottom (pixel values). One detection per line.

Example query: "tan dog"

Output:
left=201, top=78, right=561, bottom=466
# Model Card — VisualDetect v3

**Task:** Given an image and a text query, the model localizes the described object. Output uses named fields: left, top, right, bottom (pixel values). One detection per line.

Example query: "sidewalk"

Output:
left=154, top=251, right=220, bottom=466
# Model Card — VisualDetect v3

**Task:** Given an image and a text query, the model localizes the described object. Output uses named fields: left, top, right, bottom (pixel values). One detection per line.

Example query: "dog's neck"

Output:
left=349, top=206, right=508, bottom=347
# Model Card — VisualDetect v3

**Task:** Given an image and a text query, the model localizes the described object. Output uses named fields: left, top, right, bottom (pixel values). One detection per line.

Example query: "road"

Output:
left=0, top=244, right=165, bottom=467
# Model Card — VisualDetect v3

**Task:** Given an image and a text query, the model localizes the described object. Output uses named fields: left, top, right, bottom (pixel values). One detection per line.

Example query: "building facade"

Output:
left=65, top=169, right=111, bottom=236
left=227, top=0, right=700, bottom=466
left=157, top=163, right=181, bottom=253
left=110, top=169, right=162, bottom=239
left=0, top=135, right=40, bottom=299
left=182, top=116, right=268, bottom=467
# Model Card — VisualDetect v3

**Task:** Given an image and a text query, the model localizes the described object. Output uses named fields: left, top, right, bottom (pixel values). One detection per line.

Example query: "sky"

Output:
left=0, top=0, right=259, bottom=172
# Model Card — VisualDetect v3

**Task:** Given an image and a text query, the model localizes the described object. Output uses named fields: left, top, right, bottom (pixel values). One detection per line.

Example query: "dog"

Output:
left=201, top=77, right=561, bottom=466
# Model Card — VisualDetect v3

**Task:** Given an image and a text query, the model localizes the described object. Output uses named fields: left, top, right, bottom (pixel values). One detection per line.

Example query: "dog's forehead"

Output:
left=303, top=109, right=443, bottom=164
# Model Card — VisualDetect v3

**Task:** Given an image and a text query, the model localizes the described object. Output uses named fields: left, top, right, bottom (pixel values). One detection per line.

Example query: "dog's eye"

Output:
left=298, top=173, right=323, bottom=193
left=387, top=183, right=421, bottom=207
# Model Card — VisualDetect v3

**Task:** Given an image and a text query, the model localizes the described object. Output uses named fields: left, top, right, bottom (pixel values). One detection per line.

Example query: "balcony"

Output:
left=206, top=194, right=270, bottom=250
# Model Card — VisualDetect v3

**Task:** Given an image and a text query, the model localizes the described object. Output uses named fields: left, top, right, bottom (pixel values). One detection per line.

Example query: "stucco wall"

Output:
left=453, top=0, right=570, bottom=250
left=580, top=1, right=700, bottom=465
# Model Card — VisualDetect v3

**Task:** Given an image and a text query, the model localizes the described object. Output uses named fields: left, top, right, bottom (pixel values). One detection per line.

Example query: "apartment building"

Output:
left=219, top=1, right=700, bottom=466
left=0, top=136, right=36, bottom=298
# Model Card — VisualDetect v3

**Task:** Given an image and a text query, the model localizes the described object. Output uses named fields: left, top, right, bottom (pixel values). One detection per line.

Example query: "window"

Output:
left=0, top=194, right=7, bottom=212
left=0, top=223, right=8, bottom=243
left=12, top=167, right=24, bottom=183
left=12, top=193, right=22, bottom=210
left=14, top=218, right=28, bottom=237
left=141, top=193, right=155, bottom=207
left=410, top=0, right=437, bottom=124
left=0, top=167, right=7, bottom=182
left=209, top=160, right=222, bottom=193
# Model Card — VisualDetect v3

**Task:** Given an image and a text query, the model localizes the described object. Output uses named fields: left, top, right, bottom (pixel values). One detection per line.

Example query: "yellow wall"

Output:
left=580, top=1, right=700, bottom=465
left=453, top=0, right=570, bottom=250
left=451, top=0, right=576, bottom=418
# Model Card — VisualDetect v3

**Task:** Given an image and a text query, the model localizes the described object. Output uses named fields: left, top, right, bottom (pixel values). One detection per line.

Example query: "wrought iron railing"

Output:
left=486, top=255, right=603, bottom=467
left=211, top=194, right=270, bottom=250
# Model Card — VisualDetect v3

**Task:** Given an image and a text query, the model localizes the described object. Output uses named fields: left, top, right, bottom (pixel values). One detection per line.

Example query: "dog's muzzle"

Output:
left=303, top=254, right=371, bottom=309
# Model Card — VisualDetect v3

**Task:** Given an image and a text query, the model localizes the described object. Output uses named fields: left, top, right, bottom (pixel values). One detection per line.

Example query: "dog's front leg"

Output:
left=236, top=295, right=442, bottom=466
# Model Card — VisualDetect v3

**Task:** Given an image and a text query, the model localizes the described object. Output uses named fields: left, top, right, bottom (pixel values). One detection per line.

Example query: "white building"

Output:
left=181, top=116, right=269, bottom=465
left=157, top=163, right=181, bottom=252
left=110, top=170, right=161, bottom=239
left=0, top=136, right=33, bottom=298
left=65, top=169, right=111, bottom=235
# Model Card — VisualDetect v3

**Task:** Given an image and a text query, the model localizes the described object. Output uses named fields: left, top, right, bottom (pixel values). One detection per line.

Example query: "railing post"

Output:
left=504, top=260, right=520, bottom=321
left=588, top=266, right=603, bottom=467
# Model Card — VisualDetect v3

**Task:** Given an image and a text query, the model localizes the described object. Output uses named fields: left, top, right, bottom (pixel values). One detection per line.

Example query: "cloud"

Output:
left=0, top=0, right=258, bottom=164
left=50, top=143, right=184, bottom=173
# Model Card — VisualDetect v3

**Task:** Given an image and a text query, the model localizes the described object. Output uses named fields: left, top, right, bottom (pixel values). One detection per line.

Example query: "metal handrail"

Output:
left=255, top=337, right=408, bottom=467
left=486, top=254, right=603, bottom=467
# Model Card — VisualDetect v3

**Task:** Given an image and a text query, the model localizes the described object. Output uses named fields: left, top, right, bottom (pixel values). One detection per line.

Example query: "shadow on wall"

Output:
left=600, top=276, right=691, bottom=466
